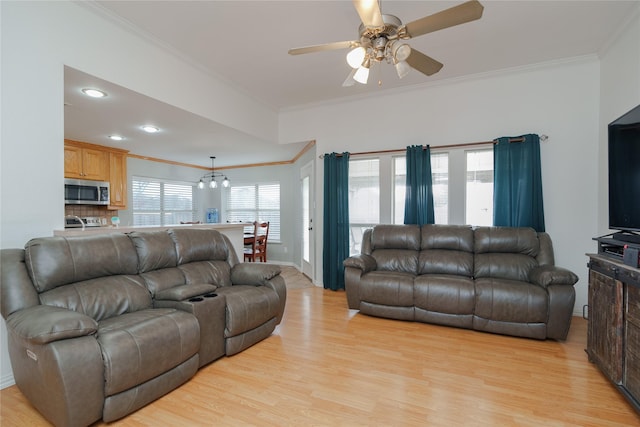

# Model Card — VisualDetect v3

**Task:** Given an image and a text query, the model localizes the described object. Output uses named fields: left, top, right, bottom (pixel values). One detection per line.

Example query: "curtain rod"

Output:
left=319, top=134, right=549, bottom=158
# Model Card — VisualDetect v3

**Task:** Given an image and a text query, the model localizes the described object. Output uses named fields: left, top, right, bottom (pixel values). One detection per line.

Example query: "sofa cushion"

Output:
left=97, top=308, right=200, bottom=396
left=474, top=278, right=548, bottom=323
left=179, top=261, right=232, bottom=287
left=370, top=225, right=420, bottom=251
left=128, top=231, right=178, bottom=273
left=140, top=267, right=186, bottom=297
left=214, top=285, right=279, bottom=337
left=414, top=274, right=475, bottom=315
left=39, top=275, right=152, bottom=322
left=474, top=227, right=539, bottom=256
left=474, top=253, right=539, bottom=282
left=372, top=249, right=419, bottom=275
left=419, top=250, right=474, bottom=276
left=359, top=271, right=414, bottom=307
left=421, top=224, right=474, bottom=252
left=169, top=229, right=230, bottom=265
left=25, top=234, right=138, bottom=292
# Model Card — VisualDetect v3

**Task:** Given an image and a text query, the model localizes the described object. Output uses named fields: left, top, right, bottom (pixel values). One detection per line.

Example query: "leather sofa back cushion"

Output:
left=419, top=250, right=474, bottom=276
left=474, top=227, right=539, bottom=256
left=140, top=267, right=186, bottom=296
left=474, top=253, right=539, bottom=281
left=421, top=224, right=474, bottom=252
left=169, top=229, right=230, bottom=265
left=372, top=249, right=418, bottom=275
left=179, top=260, right=232, bottom=287
left=370, top=225, right=420, bottom=251
left=39, top=275, right=151, bottom=321
left=25, top=234, right=138, bottom=292
left=129, top=231, right=178, bottom=273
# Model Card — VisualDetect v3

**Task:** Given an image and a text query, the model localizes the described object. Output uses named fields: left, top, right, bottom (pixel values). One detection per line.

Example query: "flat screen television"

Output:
left=608, top=103, right=640, bottom=234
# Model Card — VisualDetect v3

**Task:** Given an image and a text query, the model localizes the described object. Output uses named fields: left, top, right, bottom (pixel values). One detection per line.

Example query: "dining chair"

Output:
left=244, top=221, right=269, bottom=262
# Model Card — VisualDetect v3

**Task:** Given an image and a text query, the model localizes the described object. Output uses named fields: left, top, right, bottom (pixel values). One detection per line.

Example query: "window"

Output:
left=225, top=183, right=281, bottom=242
left=132, top=177, right=196, bottom=226
left=465, top=149, right=493, bottom=226
left=348, top=158, right=379, bottom=255
left=393, top=153, right=449, bottom=224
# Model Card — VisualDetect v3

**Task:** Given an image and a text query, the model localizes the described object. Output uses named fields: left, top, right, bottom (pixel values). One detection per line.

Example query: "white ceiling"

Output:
left=65, top=0, right=639, bottom=168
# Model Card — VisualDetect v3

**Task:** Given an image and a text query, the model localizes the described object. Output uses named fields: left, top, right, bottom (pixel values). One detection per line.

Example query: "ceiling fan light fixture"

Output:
left=353, top=66, right=370, bottom=84
left=353, top=58, right=371, bottom=84
left=395, top=60, right=411, bottom=79
left=391, top=42, right=411, bottom=62
left=346, top=46, right=366, bottom=68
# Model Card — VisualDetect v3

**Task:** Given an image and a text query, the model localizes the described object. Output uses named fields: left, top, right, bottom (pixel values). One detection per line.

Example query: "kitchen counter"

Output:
left=54, top=223, right=246, bottom=260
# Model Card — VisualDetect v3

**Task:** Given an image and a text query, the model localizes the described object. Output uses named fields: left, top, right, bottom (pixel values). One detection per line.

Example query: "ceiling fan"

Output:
left=288, top=0, right=484, bottom=86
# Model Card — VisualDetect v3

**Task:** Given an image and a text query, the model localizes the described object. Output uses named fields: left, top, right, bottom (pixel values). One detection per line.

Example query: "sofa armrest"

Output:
left=230, top=263, right=281, bottom=286
left=343, top=254, right=377, bottom=274
left=6, top=305, right=97, bottom=345
left=155, top=284, right=217, bottom=301
left=529, top=265, right=578, bottom=289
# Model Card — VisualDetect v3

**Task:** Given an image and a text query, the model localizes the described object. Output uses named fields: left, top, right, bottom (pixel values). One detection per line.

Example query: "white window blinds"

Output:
left=132, top=177, right=195, bottom=226
left=225, top=183, right=280, bottom=242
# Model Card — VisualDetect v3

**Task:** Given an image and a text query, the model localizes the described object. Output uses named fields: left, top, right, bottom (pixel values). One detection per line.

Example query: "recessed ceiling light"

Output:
left=108, top=135, right=124, bottom=141
left=141, top=125, right=160, bottom=133
left=81, top=88, right=107, bottom=98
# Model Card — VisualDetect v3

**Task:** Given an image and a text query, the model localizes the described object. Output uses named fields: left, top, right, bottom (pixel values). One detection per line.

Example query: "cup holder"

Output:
left=188, top=297, right=204, bottom=302
left=204, top=293, right=218, bottom=298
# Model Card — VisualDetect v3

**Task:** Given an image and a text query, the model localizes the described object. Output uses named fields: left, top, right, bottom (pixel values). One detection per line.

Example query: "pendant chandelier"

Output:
left=197, top=156, right=230, bottom=189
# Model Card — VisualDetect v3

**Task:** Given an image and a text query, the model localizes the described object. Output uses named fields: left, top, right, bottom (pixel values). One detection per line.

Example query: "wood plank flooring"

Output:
left=2, top=286, right=640, bottom=426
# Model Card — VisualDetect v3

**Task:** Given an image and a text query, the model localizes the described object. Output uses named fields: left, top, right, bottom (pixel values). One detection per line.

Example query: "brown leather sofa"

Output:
left=344, top=224, right=578, bottom=340
left=0, top=228, right=286, bottom=427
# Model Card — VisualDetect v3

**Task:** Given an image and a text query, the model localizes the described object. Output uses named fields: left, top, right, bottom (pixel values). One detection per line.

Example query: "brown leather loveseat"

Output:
left=344, top=224, right=578, bottom=340
left=0, top=228, right=285, bottom=427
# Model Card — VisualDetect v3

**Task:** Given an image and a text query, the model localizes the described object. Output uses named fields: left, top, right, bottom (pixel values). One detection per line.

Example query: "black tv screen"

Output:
left=608, top=104, right=640, bottom=232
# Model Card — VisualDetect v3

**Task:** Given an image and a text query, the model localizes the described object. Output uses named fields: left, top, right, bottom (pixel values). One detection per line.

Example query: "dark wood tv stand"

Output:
left=586, top=254, right=640, bottom=413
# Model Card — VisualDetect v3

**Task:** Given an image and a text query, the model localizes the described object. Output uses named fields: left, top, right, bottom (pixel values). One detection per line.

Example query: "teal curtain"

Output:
left=493, top=134, right=545, bottom=231
left=404, top=145, right=435, bottom=225
left=323, top=152, right=350, bottom=290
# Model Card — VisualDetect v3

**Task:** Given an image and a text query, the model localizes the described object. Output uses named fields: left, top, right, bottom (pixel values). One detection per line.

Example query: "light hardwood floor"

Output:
left=2, top=286, right=639, bottom=426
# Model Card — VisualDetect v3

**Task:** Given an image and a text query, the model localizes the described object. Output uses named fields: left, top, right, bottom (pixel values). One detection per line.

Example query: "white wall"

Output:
left=280, top=57, right=602, bottom=315
left=598, top=11, right=640, bottom=234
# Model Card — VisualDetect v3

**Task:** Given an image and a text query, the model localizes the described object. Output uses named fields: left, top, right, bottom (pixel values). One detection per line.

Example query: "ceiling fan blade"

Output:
left=406, top=49, right=443, bottom=76
left=342, top=69, right=357, bottom=87
left=353, top=0, right=384, bottom=28
left=288, top=40, right=359, bottom=56
left=403, top=0, right=484, bottom=38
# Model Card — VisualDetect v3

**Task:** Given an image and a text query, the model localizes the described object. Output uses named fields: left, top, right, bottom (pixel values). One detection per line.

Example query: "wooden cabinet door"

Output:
left=81, top=148, right=107, bottom=181
left=108, top=152, right=127, bottom=210
left=625, top=285, right=640, bottom=403
left=587, top=268, right=623, bottom=384
left=64, top=145, right=83, bottom=179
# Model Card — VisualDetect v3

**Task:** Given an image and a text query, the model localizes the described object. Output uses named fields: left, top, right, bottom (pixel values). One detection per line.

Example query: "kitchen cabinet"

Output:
left=108, top=151, right=127, bottom=210
left=64, top=140, right=128, bottom=210
left=64, top=142, right=108, bottom=181
left=587, top=254, right=640, bottom=413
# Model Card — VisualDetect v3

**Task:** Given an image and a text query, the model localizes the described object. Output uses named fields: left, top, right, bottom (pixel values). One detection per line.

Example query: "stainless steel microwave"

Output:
left=64, top=178, right=110, bottom=205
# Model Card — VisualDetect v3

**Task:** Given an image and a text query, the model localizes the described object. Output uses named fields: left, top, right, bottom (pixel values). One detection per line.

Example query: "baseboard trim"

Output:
left=1, top=372, right=15, bottom=389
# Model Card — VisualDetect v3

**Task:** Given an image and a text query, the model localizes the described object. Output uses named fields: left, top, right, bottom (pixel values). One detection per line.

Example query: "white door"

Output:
left=301, top=161, right=314, bottom=279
